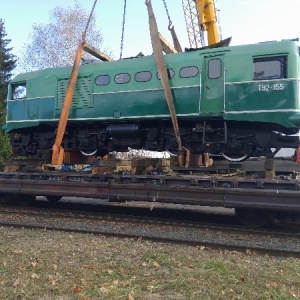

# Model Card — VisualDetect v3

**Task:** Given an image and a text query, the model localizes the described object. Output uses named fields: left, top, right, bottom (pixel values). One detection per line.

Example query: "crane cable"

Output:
left=83, top=0, right=98, bottom=42
left=119, top=0, right=127, bottom=60
left=162, top=0, right=182, bottom=52
left=162, top=0, right=172, bottom=26
left=146, top=0, right=188, bottom=167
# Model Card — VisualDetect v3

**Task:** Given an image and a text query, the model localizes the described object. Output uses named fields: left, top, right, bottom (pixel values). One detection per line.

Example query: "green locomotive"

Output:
left=4, top=39, right=300, bottom=161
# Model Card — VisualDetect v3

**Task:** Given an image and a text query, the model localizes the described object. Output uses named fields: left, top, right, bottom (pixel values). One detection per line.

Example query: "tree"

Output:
left=19, top=1, right=106, bottom=72
left=0, top=19, right=16, bottom=165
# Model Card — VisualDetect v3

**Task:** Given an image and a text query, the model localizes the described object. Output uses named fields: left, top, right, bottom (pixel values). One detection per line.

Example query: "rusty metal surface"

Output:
left=0, top=172, right=300, bottom=212
left=173, top=158, right=300, bottom=173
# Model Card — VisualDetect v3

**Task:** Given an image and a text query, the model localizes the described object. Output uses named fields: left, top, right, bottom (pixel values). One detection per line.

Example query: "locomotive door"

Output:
left=201, top=55, right=225, bottom=116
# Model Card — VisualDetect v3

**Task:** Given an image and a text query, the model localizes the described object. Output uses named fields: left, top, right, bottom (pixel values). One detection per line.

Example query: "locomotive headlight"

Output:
left=12, top=83, right=26, bottom=100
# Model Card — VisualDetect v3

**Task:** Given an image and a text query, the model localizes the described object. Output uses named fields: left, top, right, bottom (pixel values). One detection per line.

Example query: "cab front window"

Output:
left=12, top=83, right=26, bottom=100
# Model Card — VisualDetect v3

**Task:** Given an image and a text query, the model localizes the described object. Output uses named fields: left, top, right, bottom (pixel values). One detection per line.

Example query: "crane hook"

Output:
left=168, top=21, right=174, bottom=31
left=145, top=0, right=150, bottom=4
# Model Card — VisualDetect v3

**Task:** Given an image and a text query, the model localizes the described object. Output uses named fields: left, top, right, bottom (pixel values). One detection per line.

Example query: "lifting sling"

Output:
left=146, top=0, right=188, bottom=167
left=51, top=0, right=98, bottom=165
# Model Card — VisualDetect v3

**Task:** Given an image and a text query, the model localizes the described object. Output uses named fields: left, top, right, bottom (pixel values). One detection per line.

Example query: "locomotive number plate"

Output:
left=258, top=83, right=284, bottom=92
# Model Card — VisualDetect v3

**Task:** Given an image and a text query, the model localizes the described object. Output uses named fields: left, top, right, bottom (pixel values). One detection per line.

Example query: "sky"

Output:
left=1, top=0, right=299, bottom=156
left=1, top=0, right=300, bottom=65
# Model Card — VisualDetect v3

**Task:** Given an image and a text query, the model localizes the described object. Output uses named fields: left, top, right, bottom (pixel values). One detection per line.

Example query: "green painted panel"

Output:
left=288, top=113, right=300, bottom=126
left=6, top=97, right=56, bottom=132
left=201, top=55, right=225, bottom=116
left=7, top=97, right=56, bottom=121
left=90, top=87, right=199, bottom=120
left=5, top=86, right=200, bottom=132
left=225, top=80, right=296, bottom=111
left=225, top=111, right=297, bottom=128
left=224, top=80, right=298, bottom=127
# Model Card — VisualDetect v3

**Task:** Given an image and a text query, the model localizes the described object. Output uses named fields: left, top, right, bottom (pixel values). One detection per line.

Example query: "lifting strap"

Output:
left=51, top=0, right=98, bottom=165
left=146, top=0, right=186, bottom=166
left=169, top=25, right=183, bottom=53
left=51, top=41, right=83, bottom=165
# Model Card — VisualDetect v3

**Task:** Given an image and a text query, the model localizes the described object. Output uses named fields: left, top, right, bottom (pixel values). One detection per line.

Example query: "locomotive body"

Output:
left=5, top=40, right=300, bottom=161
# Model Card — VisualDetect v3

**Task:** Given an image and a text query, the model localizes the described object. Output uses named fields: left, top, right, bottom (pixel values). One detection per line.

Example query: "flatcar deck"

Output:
left=0, top=171, right=300, bottom=214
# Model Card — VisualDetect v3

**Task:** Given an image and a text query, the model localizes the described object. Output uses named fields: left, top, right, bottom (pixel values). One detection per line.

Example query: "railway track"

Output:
left=1, top=204, right=299, bottom=256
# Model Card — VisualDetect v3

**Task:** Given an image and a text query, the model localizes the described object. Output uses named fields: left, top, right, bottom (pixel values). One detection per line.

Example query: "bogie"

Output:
left=10, top=120, right=299, bottom=162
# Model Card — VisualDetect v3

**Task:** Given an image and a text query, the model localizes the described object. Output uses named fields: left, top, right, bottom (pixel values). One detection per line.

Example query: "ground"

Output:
left=0, top=227, right=299, bottom=299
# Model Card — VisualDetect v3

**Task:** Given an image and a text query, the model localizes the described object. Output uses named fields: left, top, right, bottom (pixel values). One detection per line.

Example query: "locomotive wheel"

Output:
left=46, top=196, right=62, bottom=203
left=235, top=208, right=270, bottom=227
left=80, top=149, right=98, bottom=157
left=221, top=153, right=250, bottom=162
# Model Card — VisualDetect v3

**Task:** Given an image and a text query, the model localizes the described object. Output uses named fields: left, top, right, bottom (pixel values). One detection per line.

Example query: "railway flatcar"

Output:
left=4, top=39, right=300, bottom=162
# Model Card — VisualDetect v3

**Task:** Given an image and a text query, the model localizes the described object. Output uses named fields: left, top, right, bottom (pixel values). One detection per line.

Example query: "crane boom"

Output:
left=182, top=0, right=221, bottom=47
left=182, top=0, right=203, bottom=48
left=196, top=0, right=221, bottom=45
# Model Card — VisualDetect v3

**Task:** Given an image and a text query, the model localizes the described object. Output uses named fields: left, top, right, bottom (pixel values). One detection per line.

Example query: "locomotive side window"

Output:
left=95, top=75, right=110, bottom=86
left=12, top=83, right=26, bottom=100
left=179, top=66, right=199, bottom=78
left=135, top=71, right=152, bottom=82
left=115, top=73, right=131, bottom=84
left=157, top=68, right=175, bottom=80
left=208, top=59, right=221, bottom=79
left=253, top=57, right=287, bottom=80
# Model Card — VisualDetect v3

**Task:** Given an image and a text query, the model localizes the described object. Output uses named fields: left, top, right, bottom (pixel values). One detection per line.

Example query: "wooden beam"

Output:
left=159, top=33, right=178, bottom=54
left=83, top=43, right=114, bottom=62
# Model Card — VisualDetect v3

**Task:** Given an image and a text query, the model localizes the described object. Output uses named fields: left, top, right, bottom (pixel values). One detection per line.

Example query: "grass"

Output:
left=0, top=227, right=299, bottom=299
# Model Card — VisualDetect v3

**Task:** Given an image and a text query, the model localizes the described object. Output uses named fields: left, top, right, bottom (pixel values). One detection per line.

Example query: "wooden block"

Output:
left=162, top=166, right=171, bottom=172
left=116, top=166, right=132, bottom=172
left=93, top=157, right=170, bottom=175
left=161, top=158, right=170, bottom=167
left=43, top=164, right=61, bottom=171
left=131, top=158, right=162, bottom=167
left=265, top=170, right=275, bottom=179
left=96, top=159, right=131, bottom=167
left=170, top=156, right=180, bottom=167
left=4, top=165, right=20, bottom=172
left=159, top=33, right=177, bottom=54
left=83, top=43, right=114, bottom=61
left=264, top=158, right=276, bottom=171
left=92, top=166, right=116, bottom=175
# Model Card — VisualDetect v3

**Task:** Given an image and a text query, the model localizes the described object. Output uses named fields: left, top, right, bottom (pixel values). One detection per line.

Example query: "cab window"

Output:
left=208, top=59, right=222, bottom=79
left=12, top=83, right=26, bottom=100
left=253, top=56, right=287, bottom=80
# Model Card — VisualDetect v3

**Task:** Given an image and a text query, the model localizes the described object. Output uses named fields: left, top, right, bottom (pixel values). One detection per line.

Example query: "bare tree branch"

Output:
left=19, top=2, right=110, bottom=72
